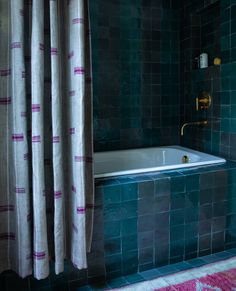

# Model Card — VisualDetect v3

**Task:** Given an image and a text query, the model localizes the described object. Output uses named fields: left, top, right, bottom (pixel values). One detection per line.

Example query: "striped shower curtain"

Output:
left=0, top=0, right=94, bottom=280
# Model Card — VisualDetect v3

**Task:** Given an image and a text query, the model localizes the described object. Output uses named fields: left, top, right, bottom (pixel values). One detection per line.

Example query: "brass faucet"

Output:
left=181, top=121, right=208, bottom=136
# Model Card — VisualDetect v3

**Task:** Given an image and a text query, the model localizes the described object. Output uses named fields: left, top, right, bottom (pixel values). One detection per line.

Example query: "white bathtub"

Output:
left=94, top=146, right=226, bottom=178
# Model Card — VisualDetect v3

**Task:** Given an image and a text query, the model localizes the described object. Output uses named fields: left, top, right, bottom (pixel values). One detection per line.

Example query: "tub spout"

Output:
left=181, top=121, right=208, bottom=136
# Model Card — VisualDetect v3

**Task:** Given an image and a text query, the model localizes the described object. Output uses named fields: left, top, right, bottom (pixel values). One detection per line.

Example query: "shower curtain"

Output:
left=0, top=0, right=94, bottom=280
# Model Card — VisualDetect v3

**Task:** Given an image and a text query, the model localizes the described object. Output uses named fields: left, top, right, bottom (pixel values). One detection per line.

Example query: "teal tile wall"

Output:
left=181, top=65, right=222, bottom=155
left=90, top=0, right=180, bottom=151
left=180, top=0, right=236, bottom=161
left=91, top=0, right=236, bottom=158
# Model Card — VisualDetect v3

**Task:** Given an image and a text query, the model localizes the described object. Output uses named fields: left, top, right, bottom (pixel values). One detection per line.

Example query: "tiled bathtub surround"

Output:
left=100, top=162, right=236, bottom=279
left=1, top=162, right=236, bottom=290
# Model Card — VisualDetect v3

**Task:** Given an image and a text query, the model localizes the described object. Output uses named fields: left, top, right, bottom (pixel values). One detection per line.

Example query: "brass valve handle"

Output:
left=199, top=97, right=210, bottom=103
left=196, top=91, right=212, bottom=111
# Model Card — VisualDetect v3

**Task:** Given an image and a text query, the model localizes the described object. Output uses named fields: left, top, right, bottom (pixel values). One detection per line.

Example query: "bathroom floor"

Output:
left=80, top=249, right=236, bottom=291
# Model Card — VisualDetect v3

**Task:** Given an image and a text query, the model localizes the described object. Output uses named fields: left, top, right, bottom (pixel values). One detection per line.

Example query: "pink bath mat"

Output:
left=116, top=256, right=236, bottom=291
left=156, top=267, right=236, bottom=290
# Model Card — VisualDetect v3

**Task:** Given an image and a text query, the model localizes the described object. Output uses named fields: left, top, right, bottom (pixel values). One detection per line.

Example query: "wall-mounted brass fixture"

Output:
left=180, top=120, right=208, bottom=136
left=196, top=91, right=212, bottom=111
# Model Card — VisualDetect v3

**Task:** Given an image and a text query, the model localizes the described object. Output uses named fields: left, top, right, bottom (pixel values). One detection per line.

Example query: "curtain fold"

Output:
left=0, top=0, right=94, bottom=280
left=49, top=0, right=65, bottom=276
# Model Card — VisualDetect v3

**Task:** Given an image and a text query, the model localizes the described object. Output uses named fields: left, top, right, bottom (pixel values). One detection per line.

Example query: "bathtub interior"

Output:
left=94, top=146, right=226, bottom=178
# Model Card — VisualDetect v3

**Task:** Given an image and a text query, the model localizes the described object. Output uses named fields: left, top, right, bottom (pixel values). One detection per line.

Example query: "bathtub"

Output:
left=94, top=146, right=226, bottom=178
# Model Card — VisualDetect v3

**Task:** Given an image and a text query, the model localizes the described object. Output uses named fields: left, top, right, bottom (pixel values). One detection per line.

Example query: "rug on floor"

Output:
left=157, top=267, right=236, bottom=290
left=116, top=257, right=236, bottom=291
